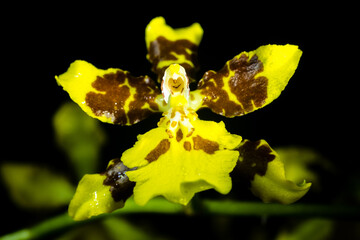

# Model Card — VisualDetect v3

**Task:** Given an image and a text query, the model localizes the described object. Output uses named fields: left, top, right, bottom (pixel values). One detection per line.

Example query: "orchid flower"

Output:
left=56, top=17, right=311, bottom=221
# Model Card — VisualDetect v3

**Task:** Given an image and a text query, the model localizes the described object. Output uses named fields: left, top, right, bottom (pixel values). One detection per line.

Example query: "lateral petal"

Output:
left=56, top=60, right=161, bottom=125
left=197, top=44, right=302, bottom=117
left=232, top=139, right=311, bottom=204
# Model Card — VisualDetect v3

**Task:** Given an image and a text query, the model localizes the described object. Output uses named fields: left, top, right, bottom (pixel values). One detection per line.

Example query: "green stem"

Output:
left=202, top=200, right=360, bottom=218
left=1, top=199, right=359, bottom=240
left=0, top=213, right=73, bottom=240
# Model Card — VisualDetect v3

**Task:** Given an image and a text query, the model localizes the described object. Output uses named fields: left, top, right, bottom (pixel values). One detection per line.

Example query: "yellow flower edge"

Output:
left=122, top=118, right=242, bottom=206
left=250, top=44, right=302, bottom=105
left=145, top=16, right=203, bottom=50
left=56, top=60, right=113, bottom=124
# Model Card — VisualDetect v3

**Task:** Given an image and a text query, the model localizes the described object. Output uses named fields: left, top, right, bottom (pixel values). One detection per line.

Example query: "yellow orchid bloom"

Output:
left=122, top=64, right=242, bottom=206
left=56, top=16, right=311, bottom=221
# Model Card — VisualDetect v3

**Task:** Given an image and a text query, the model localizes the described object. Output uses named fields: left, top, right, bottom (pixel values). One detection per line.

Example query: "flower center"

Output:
left=159, top=105, right=197, bottom=139
left=161, top=64, right=190, bottom=104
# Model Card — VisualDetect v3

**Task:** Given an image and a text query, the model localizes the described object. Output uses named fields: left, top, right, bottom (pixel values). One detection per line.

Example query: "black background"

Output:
left=1, top=2, right=358, bottom=236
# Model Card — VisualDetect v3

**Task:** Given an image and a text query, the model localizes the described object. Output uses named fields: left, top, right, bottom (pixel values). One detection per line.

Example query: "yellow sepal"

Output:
left=250, top=142, right=312, bottom=204
left=233, top=139, right=311, bottom=204
left=145, top=16, right=203, bottom=50
left=145, top=17, right=203, bottom=82
left=68, top=174, right=124, bottom=221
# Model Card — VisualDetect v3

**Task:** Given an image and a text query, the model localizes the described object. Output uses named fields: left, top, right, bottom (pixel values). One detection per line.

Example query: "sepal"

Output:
left=145, top=17, right=203, bottom=82
left=68, top=159, right=135, bottom=220
left=231, top=139, right=311, bottom=204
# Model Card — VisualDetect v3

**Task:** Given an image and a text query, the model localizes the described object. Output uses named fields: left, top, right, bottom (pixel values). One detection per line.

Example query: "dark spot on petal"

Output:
left=183, top=141, right=192, bottom=151
left=198, top=54, right=268, bottom=117
left=102, top=158, right=135, bottom=202
left=192, top=135, right=219, bottom=154
left=127, top=75, right=160, bottom=124
left=148, top=36, right=199, bottom=82
left=145, top=139, right=171, bottom=162
left=85, top=71, right=160, bottom=125
left=86, top=71, right=130, bottom=124
left=229, top=54, right=268, bottom=111
left=176, top=128, right=183, bottom=142
left=231, top=140, right=276, bottom=182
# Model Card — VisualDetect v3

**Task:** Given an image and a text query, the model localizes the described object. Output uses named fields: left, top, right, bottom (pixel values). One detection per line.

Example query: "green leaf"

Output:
left=1, top=163, right=75, bottom=209
left=53, top=102, right=106, bottom=178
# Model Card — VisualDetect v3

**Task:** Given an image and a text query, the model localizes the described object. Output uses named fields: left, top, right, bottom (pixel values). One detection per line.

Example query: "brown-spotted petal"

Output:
left=231, top=139, right=311, bottom=204
left=196, top=44, right=302, bottom=117
left=68, top=158, right=135, bottom=220
left=56, top=60, right=163, bottom=125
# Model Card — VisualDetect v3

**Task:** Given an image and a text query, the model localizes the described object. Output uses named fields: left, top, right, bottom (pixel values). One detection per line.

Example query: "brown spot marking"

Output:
left=231, top=140, right=276, bottom=182
left=86, top=71, right=160, bottom=125
left=183, top=141, right=191, bottom=151
left=148, top=36, right=199, bottom=81
left=171, top=121, right=178, bottom=128
left=176, top=128, right=183, bottom=142
left=198, top=54, right=268, bottom=117
left=102, top=158, right=135, bottom=202
left=229, top=54, right=268, bottom=112
left=127, top=75, right=160, bottom=124
left=192, top=135, right=219, bottom=154
left=145, top=139, right=171, bottom=162
left=198, top=67, right=243, bottom=116
left=86, top=71, right=130, bottom=125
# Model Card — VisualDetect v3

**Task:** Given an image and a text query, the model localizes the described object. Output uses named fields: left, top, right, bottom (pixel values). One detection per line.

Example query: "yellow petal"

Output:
left=122, top=118, right=241, bottom=206
left=56, top=60, right=161, bottom=125
left=197, top=44, right=302, bottom=116
left=145, top=16, right=203, bottom=82
left=69, top=158, right=135, bottom=220
left=232, top=139, right=311, bottom=204
left=121, top=127, right=170, bottom=169
left=68, top=174, right=124, bottom=221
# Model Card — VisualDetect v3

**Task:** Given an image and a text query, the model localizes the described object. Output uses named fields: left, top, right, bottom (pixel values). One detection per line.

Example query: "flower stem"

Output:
left=1, top=199, right=359, bottom=240
left=0, top=213, right=73, bottom=240
left=202, top=200, right=360, bottom=218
